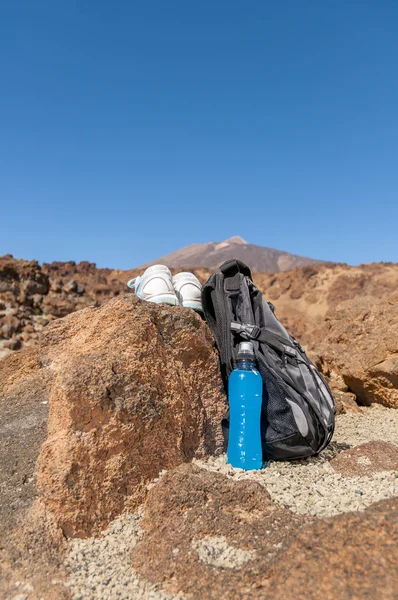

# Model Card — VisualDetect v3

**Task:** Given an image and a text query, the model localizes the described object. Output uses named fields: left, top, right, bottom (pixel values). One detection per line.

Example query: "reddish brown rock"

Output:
left=131, top=463, right=308, bottom=600
left=333, top=390, right=362, bottom=414
left=315, top=298, right=398, bottom=408
left=36, top=295, right=227, bottom=537
left=253, top=262, right=398, bottom=343
left=0, top=348, right=48, bottom=526
left=0, top=255, right=125, bottom=356
left=131, top=464, right=398, bottom=600
left=0, top=313, right=21, bottom=338
left=3, top=252, right=398, bottom=414
left=0, top=500, right=68, bottom=600
left=0, top=348, right=67, bottom=599
left=328, top=370, right=349, bottom=392
left=265, top=497, right=398, bottom=600
left=330, top=441, right=398, bottom=477
left=122, top=262, right=398, bottom=345
left=0, top=255, right=49, bottom=299
left=3, top=337, right=22, bottom=351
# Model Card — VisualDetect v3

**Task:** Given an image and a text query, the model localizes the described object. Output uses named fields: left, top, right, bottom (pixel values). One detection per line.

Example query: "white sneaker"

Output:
left=127, top=265, right=179, bottom=306
left=172, top=272, right=203, bottom=313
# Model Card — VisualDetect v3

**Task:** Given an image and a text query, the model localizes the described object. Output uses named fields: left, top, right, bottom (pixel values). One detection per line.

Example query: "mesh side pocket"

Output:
left=259, top=365, right=298, bottom=442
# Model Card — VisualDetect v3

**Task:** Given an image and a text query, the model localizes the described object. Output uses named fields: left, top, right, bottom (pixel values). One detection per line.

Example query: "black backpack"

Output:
left=202, top=259, right=335, bottom=460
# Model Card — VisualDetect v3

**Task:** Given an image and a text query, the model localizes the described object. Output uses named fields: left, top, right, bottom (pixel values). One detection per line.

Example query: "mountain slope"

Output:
left=139, top=236, right=328, bottom=272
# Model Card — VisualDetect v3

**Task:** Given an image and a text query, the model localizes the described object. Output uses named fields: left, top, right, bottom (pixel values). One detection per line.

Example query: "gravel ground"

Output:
left=65, top=508, right=184, bottom=600
left=195, top=405, right=398, bottom=517
left=333, top=404, right=398, bottom=446
left=192, top=536, right=255, bottom=569
left=65, top=405, right=398, bottom=599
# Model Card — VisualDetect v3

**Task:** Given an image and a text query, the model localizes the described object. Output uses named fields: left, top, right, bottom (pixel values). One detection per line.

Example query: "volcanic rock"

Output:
left=0, top=347, right=48, bottom=527
left=330, top=441, right=398, bottom=477
left=35, top=295, right=227, bottom=537
left=333, top=391, right=362, bottom=414
left=0, top=255, right=125, bottom=358
left=0, top=348, right=67, bottom=599
left=125, top=261, right=398, bottom=344
left=131, top=463, right=307, bottom=599
left=3, top=337, right=22, bottom=351
left=315, top=298, right=398, bottom=408
left=131, top=463, right=398, bottom=600
left=264, top=496, right=398, bottom=600
left=3, top=253, right=398, bottom=363
left=254, top=261, right=398, bottom=342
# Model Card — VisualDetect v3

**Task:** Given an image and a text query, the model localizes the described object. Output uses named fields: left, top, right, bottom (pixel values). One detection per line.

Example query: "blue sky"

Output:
left=1, top=1, right=397, bottom=269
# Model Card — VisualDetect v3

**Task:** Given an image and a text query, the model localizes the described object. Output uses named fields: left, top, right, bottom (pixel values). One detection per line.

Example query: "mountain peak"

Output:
left=139, top=238, right=327, bottom=273
left=223, top=236, right=247, bottom=244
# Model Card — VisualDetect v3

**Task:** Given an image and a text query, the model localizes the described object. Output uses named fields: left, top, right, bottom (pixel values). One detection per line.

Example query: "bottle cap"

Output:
left=237, top=341, right=255, bottom=360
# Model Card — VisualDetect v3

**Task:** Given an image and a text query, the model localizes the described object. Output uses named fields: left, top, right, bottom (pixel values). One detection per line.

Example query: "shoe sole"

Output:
left=182, top=301, right=203, bottom=313
left=136, top=292, right=202, bottom=311
left=144, top=294, right=180, bottom=306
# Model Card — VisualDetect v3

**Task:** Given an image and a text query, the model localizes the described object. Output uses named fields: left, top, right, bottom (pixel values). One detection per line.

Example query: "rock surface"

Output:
left=130, top=463, right=398, bottom=600
left=0, top=255, right=124, bottom=359
left=264, top=496, right=398, bottom=600
left=2, top=253, right=398, bottom=597
left=315, top=297, right=398, bottom=408
left=331, top=441, right=398, bottom=477
left=196, top=406, right=398, bottom=519
left=254, top=261, right=398, bottom=342
left=333, top=390, right=362, bottom=414
left=131, top=464, right=307, bottom=600
left=0, top=348, right=67, bottom=599
left=0, top=502, right=68, bottom=600
left=63, top=407, right=398, bottom=599
left=127, top=261, right=385, bottom=349
left=0, top=348, right=48, bottom=530
left=0, top=294, right=227, bottom=593
left=1, top=301, right=397, bottom=597
left=36, top=295, right=227, bottom=537
left=4, top=254, right=398, bottom=412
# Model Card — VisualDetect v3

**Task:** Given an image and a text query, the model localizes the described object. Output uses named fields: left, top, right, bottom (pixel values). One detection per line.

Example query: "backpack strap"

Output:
left=202, top=261, right=256, bottom=388
left=231, top=322, right=296, bottom=356
left=201, top=272, right=234, bottom=388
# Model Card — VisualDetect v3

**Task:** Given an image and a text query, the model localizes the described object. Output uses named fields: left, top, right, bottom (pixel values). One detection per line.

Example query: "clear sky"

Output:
left=1, top=1, right=397, bottom=269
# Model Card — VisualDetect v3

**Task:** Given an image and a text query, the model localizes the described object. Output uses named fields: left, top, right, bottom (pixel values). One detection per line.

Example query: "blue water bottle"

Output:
left=227, top=341, right=263, bottom=470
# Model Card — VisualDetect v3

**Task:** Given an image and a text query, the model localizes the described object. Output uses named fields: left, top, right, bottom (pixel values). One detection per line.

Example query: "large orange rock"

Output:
left=36, top=295, right=227, bottom=537
left=315, top=298, right=398, bottom=408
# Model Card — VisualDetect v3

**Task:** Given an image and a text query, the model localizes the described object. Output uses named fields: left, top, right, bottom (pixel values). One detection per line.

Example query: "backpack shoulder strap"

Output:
left=202, top=271, right=233, bottom=386
left=202, top=260, right=254, bottom=387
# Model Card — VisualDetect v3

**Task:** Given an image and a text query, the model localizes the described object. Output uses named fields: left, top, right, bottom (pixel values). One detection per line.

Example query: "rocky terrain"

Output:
left=1, top=254, right=398, bottom=599
left=0, top=255, right=125, bottom=359
left=3, top=253, right=398, bottom=358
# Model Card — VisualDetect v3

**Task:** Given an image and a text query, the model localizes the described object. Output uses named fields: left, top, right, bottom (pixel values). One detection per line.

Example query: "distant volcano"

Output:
left=138, top=236, right=328, bottom=273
